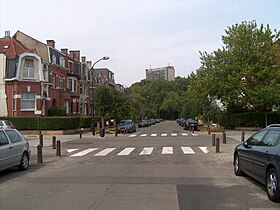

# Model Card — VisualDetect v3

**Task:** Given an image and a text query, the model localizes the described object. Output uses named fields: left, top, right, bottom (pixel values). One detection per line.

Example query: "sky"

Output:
left=1, top=0, right=280, bottom=87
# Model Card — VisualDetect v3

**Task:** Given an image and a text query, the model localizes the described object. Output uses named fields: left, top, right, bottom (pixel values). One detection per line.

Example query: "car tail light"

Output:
left=7, top=125, right=13, bottom=129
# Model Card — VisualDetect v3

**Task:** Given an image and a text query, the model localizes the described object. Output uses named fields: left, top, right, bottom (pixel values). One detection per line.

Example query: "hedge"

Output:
left=0, top=116, right=102, bottom=130
left=218, top=112, right=280, bottom=129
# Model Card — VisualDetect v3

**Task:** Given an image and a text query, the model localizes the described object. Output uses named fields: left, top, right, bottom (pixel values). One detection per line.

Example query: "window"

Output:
left=80, top=84, right=83, bottom=95
left=43, top=64, right=48, bottom=81
left=247, top=130, right=268, bottom=146
left=84, top=85, right=88, bottom=96
left=23, top=59, right=34, bottom=78
left=0, top=131, right=9, bottom=146
left=60, top=57, right=65, bottom=67
left=74, top=80, right=77, bottom=93
left=5, top=130, right=22, bottom=143
left=21, top=93, right=36, bottom=110
left=262, top=130, right=280, bottom=146
left=52, top=55, right=56, bottom=64
left=59, top=77, right=64, bottom=88
left=68, top=79, right=72, bottom=90
left=64, top=100, right=69, bottom=114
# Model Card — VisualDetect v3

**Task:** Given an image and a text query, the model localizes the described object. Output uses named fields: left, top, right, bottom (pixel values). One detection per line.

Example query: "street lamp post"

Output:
left=91, top=56, right=109, bottom=135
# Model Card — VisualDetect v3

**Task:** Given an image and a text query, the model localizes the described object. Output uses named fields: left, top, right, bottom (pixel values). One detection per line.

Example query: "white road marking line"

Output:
left=199, top=147, right=209, bottom=153
left=182, top=133, right=188, bottom=136
left=140, top=134, right=148, bottom=137
left=151, top=134, right=157, bottom=137
left=94, top=148, right=116, bottom=156
left=139, top=147, right=154, bottom=155
left=129, top=134, right=137, bottom=138
left=117, top=147, right=135, bottom=156
left=162, top=147, right=173, bottom=154
left=181, top=147, right=195, bottom=154
left=67, top=149, right=79, bottom=153
left=161, top=133, right=168, bottom=137
left=171, top=133, right=177, bottom=136
left=70, top=148, right=98, bottom=157
left=192, top=133, right=199, bottom=136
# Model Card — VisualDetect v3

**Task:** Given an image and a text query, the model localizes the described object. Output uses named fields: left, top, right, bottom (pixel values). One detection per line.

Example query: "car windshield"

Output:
left=119, top=120, right=130, bottom=125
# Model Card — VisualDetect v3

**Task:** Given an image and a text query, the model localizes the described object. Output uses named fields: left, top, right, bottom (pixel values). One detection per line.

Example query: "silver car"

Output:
left=0, top=128, right=31, bottom=172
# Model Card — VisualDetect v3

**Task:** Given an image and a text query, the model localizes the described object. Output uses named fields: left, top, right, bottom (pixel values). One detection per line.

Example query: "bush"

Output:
left=218, top=111, right=280, bottom=128
left=48, top=106, right=66, bottom=116
left=0, top=116, right=102, bottom=130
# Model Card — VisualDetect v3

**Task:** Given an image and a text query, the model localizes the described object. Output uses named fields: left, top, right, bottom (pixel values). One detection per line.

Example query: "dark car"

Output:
left=183, top=119, right=198, bottom=131
left=233, top=124, right=280, bottom=202
left=117, top=119, right=136, bottom=133
left=138, top=120, right=149, bottom=128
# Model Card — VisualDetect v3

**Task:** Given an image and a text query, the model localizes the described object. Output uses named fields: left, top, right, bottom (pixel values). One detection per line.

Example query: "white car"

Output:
left=0, top=128, right=31, bottom=172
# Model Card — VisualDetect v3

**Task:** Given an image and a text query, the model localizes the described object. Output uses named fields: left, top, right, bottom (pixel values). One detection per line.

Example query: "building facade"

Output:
left=0, top=31, right=48, bottom=116
left=145, top=66, right=175, bottom=81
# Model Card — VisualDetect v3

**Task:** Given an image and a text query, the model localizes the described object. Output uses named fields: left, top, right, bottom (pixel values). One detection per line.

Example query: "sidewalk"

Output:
left=203, top=130, right=255, bottom=164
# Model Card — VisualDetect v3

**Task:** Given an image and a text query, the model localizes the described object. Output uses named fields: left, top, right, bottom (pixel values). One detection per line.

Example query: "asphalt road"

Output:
left=0, top=121, right=279, bottom=210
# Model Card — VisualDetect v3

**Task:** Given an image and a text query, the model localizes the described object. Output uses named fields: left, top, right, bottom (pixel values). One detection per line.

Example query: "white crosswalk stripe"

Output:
left=94, top=148, right=116, bottom=156
left=161, top=133, right=168, bottom=137
left=199, top=147, right=209, bottom=153
left=129, top=134, right=137, bottom=138
left=171, top=133, right=177, bottom=136
left=69, top=146, right=208, bottom=157
left=70, top=148, right=98, bottom=157
left=117, top=147, right=135, bottom=156
left=182, top=133, right=188, bottom=136
left=140, top=134, right=148, bottom=137
left=151, top=134, right=157, bottom=137
left=181, top=147, right=195, bottom=154
left=162, top=147, right=173, bottom=154
left=139, top=147, right=154, bottom=155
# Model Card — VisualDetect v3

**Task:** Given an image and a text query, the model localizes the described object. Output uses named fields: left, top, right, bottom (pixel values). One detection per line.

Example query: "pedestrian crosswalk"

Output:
left=128, top=133, right=198, bottom=138
left=67, top=146, right=209, bottom=157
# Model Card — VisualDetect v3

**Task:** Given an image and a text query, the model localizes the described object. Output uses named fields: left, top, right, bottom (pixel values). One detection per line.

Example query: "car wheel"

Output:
left=266, top=168, right=280, bottom=202
left=234, top=153, right=243, bottom=176
left=18, top=152, right=29, bottom=171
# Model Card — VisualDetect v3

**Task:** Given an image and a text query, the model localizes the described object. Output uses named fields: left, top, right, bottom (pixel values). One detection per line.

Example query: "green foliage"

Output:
left=0, top=116, right=101, bottom=130
left=48, top=106, right=66, bottom=116
left=218, top=112, right=280, bottom=128
left=197, top=21, right=280, bottom=113
left=94, top=85, right=130, bottom=122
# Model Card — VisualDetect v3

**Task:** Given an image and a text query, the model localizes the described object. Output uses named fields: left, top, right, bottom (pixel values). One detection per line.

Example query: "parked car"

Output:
left=138, top=120, right=149, bottom=128
left=117, top=119, right=136, bottom=133
left=183, top=119, right=198, bottom=131
left=0, top=120, right=16, bottom=129
left=0, top=128, right=31, bottom=172
left=233, top=124, right=280, bottom=202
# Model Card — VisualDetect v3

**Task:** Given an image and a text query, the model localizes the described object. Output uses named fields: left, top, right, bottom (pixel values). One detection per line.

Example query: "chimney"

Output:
left=46, top=40, right=55, bottom=48
left=87, top=61, right=92, bottom=68
left=61, top=48, right=68, bottom=55
left=4, top=31, right=10, bottom=38
left=82, top=56, right=86, bottom=62
left=69, top=50, right=80, bottom=62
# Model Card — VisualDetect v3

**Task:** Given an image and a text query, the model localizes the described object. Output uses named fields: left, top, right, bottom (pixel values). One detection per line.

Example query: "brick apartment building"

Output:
left=0, top=30, right=123, bottom=117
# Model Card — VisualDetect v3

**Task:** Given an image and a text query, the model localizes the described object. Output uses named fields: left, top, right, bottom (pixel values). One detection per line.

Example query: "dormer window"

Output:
left=23, top=59, right=34, bottom=78
left=60, top=57, right=65, bottom=67
left=52, top=55, right=56, bottom=64
left=43, top=63, right=48, bottom=81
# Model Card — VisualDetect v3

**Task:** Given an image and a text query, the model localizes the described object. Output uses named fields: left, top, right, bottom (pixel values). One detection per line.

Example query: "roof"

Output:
left=0, top=36, right=35, bottom=58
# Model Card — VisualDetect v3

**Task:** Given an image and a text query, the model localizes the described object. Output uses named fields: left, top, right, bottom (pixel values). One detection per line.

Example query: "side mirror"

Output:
left=244, top=141, right=252, bottom=149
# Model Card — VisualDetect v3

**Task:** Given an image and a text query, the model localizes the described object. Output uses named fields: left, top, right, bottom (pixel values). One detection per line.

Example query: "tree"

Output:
left=94, top=86, right=113, bottom=128
left=198, top=21, right=280, bottom=115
